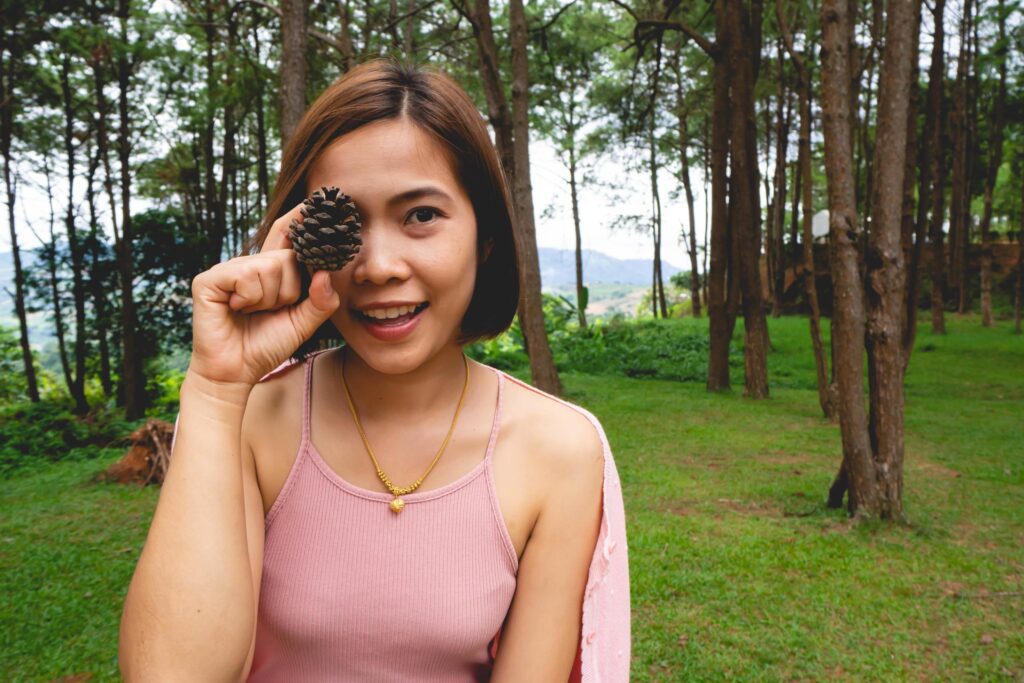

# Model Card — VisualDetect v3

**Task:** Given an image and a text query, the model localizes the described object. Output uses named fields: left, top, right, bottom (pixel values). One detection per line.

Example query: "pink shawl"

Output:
left=171, top=355, right=631, bottom=681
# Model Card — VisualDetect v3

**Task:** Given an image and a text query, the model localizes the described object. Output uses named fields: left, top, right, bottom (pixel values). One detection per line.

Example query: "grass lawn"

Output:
left=1, top=314, right=1022, bottom=681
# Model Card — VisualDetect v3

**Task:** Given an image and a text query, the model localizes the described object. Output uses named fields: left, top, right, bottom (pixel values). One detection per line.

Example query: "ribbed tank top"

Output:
left=247, top=350, right=519, bottom=682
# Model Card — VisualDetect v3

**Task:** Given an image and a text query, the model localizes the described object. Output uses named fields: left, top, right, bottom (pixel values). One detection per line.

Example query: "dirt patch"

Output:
left=913, top=460, right=963, bottom=478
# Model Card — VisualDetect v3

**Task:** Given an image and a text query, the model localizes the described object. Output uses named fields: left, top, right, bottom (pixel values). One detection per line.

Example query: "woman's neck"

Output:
left=335, top=343, right=468, bottom=420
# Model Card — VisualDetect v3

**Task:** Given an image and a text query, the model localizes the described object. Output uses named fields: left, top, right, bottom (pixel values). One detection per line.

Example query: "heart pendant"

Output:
left=389, top=497, right=405, bottom=513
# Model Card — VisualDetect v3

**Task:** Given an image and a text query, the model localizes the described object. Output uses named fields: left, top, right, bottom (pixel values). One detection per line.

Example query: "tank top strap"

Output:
left=483, top=365, right=504, bottom=463
left=301, top=350, right=319, bottom=444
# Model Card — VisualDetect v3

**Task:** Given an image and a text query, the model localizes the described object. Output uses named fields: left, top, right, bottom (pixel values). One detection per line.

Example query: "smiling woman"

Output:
left=118, top=57, right=630, bottom=683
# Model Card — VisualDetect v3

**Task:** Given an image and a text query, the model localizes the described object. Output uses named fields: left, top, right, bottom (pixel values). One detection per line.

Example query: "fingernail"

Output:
left=321, top=273, right=333, bottom=295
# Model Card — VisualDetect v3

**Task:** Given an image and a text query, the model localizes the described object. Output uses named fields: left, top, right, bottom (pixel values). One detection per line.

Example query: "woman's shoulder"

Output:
left=241, top=354, right=313, bottom=447
left=495, top=369, right=607, bottom=476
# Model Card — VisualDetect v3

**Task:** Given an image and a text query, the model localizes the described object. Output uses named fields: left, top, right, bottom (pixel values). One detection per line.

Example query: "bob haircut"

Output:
left=241, top=58, right=521, bottom=362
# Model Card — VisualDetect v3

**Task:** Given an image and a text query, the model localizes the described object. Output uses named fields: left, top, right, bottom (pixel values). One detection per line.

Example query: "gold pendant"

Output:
left=389, top=496, right=405, bottom=513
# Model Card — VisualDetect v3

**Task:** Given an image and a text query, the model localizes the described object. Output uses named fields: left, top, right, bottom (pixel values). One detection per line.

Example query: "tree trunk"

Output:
left=706, top=10, right=735, bottom=392
left=59, top=55, right=89, bottom=416
left=725, top=0, right=768, bottom=399
left=775, top=0, right=833, bottom=418
left=907, top=0, right=945, bottom=353
left=820, top=0, right=877, bottom=515
left=43, top=162, right=76, bottom=404
left=978, top=0, right=1007, bottom=328
left=85, top=136, right=114, bottom=398
left=928, top=0, right=948, bottom=335
left=899, top=3, right=922, bottom=364
left=0, top=27, right=39, bottom=402
left=770, top=39, right=789, bottom=318
left=649, top=114, right=667, bottom=319
left=279, top=0, right=308, bottom=148
left=864, top=0, right=917, bottom=520
left=508, top=0, right=561, bottom=394
left=117, top=0, right=143, bottom=419
left=949, top=0, right=973, bottom=314
left=568, top=146, right=586, bottom=329
left=676, top=105, right=701, bottom=317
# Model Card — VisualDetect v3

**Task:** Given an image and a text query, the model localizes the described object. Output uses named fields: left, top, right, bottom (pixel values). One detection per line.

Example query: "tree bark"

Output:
left=508, top=0, right=562, bottom=394
left=279, top=0, right=308, bottom=148
left=978, top=0, right=1007, bottom=328
left=865, top=0, right=917, bottom=520
left=820, top=0, right=876, bottom=515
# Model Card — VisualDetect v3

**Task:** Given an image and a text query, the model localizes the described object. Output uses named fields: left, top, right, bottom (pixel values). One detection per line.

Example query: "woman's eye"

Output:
left=407, top=207, right=440, bottom=225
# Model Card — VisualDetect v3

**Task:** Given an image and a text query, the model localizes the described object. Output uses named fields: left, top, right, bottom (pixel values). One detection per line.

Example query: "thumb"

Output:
left=291, top=270, right=340, bottom=340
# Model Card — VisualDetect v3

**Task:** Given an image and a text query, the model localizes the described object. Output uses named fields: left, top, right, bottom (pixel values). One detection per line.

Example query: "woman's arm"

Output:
left=119, top=372, right=260, bottom=682
left=489, top=408, right=605, bottom=682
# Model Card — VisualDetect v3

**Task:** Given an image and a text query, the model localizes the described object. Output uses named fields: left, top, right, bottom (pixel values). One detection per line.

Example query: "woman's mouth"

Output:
left=354, top=302, right=429, bottom=341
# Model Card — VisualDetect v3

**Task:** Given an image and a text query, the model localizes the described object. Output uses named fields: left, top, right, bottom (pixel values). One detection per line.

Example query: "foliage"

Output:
left=467, top=293, right=742, bottom=381
left=0, top=397, right=134, bottom=476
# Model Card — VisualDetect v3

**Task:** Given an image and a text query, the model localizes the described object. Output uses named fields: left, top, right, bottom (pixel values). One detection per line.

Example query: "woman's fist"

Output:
left=186, top=203, right=340, bottom=388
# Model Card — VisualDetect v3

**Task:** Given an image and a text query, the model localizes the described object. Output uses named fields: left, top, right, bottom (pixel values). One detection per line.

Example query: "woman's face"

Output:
left=305, top=117, right=479, bottom=374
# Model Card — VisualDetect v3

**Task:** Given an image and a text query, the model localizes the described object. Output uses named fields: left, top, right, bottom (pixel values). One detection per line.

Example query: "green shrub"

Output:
left=0, top=399, right=135, bottom=476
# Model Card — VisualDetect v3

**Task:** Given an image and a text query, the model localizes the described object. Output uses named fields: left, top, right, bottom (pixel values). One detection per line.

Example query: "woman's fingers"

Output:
left=233, top=250, right=304, bottom=313
left=260, top=201, right=307, bottom=253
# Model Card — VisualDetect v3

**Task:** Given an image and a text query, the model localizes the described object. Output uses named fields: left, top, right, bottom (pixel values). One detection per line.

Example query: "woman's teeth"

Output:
left=362, top=303, right=424, bottom=320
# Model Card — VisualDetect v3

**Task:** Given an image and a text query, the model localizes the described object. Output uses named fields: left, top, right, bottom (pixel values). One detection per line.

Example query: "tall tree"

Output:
left=863, top=0, right=918, bottom=519
left=821, top=0, right=876, bottom=514
left=670, top=49, right=701, bottom=317
left=978, top=0, right=1008, bottom=327
left=821, top=0, right=918, bottom=518
left=0, top=1, right=41, bottom=402
left=776, top=0, right=833, bottom=419
left=454, top=0, right=562, bottom=395
left=115, top=0, right=144, bottom=419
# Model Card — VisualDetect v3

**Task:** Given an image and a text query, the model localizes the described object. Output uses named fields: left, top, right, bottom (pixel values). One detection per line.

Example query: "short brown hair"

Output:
left=241, top=58, right=520, bottom=361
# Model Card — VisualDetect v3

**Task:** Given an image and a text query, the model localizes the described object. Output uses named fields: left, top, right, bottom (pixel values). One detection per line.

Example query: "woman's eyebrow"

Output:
left=385, top=186, right=454, bottom=207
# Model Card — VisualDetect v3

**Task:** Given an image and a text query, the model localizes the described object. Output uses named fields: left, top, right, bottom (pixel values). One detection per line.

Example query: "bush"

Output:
left=466, top=295, right=742, bottom=383
left=0, top=398, right=137, bottom=476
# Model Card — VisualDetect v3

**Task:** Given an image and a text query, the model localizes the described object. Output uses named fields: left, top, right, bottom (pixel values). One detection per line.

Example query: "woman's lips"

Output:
left=355, top=303, right=428, bottom=341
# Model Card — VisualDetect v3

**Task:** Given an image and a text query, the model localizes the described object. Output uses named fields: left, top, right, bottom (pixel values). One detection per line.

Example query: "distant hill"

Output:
left=538, top=247, right=682, bottom=288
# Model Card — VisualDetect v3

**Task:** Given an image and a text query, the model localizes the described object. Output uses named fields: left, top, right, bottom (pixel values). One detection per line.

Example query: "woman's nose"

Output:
left=350, top=223, right=412, bottom=286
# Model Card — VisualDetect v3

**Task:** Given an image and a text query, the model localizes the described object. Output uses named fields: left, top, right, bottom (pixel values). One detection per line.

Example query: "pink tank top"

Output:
left=247, top=349, right=518, bottom=682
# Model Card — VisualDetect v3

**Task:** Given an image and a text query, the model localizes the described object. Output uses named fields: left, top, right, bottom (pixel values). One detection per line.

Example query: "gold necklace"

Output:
left=340, top=349, right=470, bottom=514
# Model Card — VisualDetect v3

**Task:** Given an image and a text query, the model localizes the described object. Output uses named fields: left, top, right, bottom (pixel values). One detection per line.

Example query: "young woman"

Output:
left=119, top=58, right=629, bottom=682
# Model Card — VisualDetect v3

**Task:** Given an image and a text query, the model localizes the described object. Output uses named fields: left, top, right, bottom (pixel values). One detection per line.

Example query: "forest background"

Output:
left=1, top=0, right=1022, bottom=680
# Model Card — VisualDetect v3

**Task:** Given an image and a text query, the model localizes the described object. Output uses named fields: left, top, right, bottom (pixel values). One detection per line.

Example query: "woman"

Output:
left=119, top=58, right=629, bottom=682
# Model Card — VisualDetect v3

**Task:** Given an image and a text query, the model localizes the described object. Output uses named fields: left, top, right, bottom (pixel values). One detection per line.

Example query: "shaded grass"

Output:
left=1, top=314, right=1022, bottom=680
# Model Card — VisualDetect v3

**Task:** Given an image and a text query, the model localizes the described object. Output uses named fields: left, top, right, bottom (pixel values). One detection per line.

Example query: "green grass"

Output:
left=2, top=314, right=1022, bottom=681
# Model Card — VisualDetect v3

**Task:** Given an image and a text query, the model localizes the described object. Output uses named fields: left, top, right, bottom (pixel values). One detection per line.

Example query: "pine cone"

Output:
left=289, top=186, right=363, bottom=271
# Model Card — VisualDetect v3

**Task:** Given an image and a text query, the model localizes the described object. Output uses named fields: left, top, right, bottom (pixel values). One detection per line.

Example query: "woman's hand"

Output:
left=187, top=202, right=340, bottom=388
